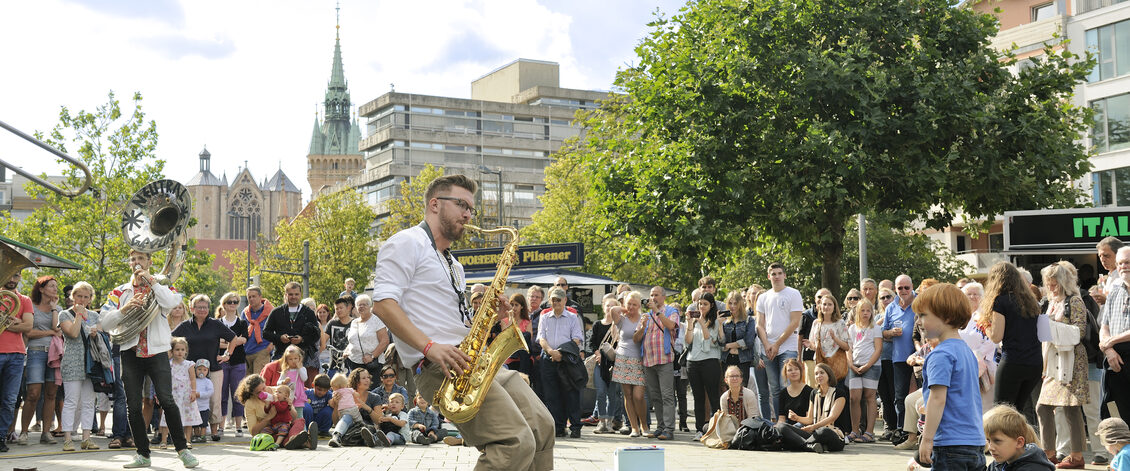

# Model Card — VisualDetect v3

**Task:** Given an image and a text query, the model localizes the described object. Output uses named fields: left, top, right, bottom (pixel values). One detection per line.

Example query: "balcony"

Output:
left=956, top=250, right=1010, bottom=273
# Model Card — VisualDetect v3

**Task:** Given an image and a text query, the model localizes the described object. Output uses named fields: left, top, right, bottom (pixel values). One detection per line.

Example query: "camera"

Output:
left=690, top=311, right=701, bottom=318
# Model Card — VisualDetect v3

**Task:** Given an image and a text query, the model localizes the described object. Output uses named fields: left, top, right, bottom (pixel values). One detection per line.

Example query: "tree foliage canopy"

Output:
left=577, top=0, right=1094, bottom=297
left=0, top=91, right=231, bottom=304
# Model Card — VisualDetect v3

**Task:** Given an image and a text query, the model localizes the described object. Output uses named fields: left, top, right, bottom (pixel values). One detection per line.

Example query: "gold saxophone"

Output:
left=434, top=224, right=528, bottom=423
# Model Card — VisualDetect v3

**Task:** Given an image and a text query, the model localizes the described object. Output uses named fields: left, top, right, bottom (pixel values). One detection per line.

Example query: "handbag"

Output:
left=584, top=354, right=598, bottom=389
left=599, top=324, right=618, bottom=361
left=812, top=323, right=849, bottom=382
left=699, top=409, right=739, bottom=449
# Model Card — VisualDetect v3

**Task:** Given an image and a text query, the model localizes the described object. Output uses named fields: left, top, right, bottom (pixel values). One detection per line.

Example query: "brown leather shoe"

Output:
left=1055, top=455, right=1084, bottom=469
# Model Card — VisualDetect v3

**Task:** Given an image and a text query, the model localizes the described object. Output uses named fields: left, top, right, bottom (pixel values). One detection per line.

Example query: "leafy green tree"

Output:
left=0, top=91, right=165, bottom=303
left=583, top=0, right=1094, bottom=299
left=174, top=239, right=234, bottom=307
left=232, top=189, right=379, bottom=304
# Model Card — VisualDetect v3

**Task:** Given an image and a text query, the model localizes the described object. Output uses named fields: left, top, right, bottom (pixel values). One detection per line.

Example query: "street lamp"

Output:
left=478, top=165, right=503, bottom=246
left=227, top=210, right=252, bottom=287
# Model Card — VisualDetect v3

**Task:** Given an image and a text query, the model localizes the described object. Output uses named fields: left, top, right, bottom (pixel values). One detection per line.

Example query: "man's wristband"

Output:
left=422, top=340, right=434, bottom=358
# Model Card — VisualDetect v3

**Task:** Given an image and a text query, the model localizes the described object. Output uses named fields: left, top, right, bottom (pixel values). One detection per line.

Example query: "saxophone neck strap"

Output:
left=418, top=221, right=471, bottom=326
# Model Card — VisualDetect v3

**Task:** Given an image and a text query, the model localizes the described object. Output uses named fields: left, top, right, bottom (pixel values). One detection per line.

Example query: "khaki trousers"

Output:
left=245, top=349, right=272, bottom=378
left=416, top=363, right=555, bottom=471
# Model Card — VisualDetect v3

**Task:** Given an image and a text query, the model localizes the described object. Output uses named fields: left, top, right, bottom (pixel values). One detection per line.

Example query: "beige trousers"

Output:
left=416, top=363, right=555, bottom=471
left=245, top=349, right=272, bottom=379
left=208, top=370, right=223, bottom=424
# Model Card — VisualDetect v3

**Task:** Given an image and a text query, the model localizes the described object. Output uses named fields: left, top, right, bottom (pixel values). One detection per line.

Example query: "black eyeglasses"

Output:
left=435, top=196, right=477, bottom=216
left=381, top=374, right=396, bottom=379
left=846, top=297, right=860, bottom=301
left=224, top=300, right=239, bottom=305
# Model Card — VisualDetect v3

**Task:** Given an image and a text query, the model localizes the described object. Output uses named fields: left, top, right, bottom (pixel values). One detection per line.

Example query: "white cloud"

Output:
left=0, top=0, right=683, bottom=200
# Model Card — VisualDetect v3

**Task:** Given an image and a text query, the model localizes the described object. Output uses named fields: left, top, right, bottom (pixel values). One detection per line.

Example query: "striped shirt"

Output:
left=1102, top=282, right=1130, bottom=337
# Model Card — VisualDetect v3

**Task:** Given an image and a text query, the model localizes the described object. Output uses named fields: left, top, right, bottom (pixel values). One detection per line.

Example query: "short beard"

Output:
left=3, top=282, right=16, bottom=290
left=439, top=208, right=465, bottom=241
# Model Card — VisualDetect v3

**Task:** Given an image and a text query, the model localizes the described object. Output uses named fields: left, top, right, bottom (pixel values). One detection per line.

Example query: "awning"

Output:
left=0, top=235, right=83, bottom=270
left=464, top=267, right=624, bottom=287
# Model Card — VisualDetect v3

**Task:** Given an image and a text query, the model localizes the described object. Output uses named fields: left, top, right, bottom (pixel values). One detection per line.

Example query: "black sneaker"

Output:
left=360, top=428, right=377, bottom=447
left=328, top=433, right=342, bottom=448
left=306, top=423, right=318, bottom=450
left=0, top=440, right=8, bottom=452
left=569, top=429, right=581, bottom=439
left=284, top=430, right=309, bottom=450
left=373, top=430, right=392, bottom=447
left=150, top=435, right=162, bottom=445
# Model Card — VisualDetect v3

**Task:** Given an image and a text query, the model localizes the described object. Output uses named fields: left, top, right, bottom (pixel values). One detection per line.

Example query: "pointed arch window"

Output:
left=228, top=187, right=263, bottom=240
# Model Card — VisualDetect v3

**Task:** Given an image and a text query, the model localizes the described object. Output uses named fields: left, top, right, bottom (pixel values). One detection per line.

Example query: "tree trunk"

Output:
left=820, top=232, right=846, bottom=301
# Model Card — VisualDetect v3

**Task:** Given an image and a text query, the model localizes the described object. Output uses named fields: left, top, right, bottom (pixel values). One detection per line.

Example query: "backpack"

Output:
left=729, top=417, right=781, bottom=451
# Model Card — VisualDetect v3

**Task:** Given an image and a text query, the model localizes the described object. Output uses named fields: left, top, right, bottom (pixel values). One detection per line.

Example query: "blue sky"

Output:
left=0, top=0, right=686, bottom=198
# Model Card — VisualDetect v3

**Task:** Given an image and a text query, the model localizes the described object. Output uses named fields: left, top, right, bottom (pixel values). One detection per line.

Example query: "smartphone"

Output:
left=719, top=310, right=732, bottom=318
left=690, top=311, right=701, bottom=319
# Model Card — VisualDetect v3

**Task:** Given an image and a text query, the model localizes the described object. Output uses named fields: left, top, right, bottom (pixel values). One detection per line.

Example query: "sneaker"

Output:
left=360, top=428, right=377, bottom=447
left=811, top=443, right=826, bottom=454
left=307, top=423, right=318, bottom=450
left=63, top=439, right=75, bottom=451
left=1093, top=455, right=1111, bottom=466
left=15, top=432, right=26, bottom=445
left=123, top=454, right=152, bottom=469
left=374, top=430, right=392, bottom=447
left=569, top=429, right=581, bottom=439
left=328, top=433, right=342, bottom=448
left=284, top=430, right=309, bottom=450
left=178, top=449, right=199, bottom=468
left=443, top=436, right=463, bottom=446
left=0, top=441, right=8, bottom=452
left=150, top=435, right=161, bottom=445
left=894, top=437, right=919, bottom=450
left=618, top=425, right=632, bottom=435
left=593, top=420, right=609, bottom=434
left=235, top=427, right=244, bottom=438
left=580, top=416, right=599, bottom=425
left=211, top=434, right=220, bottom=442
left=30, top=423, right=41, bottom=432
left=81, top=439, right=100, bottom=450
left=40, top=432, right=58, bottom=445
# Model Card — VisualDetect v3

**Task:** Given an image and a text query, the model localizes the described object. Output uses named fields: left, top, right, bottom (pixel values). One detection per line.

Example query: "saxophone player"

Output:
left=100, top=249, right=198, bottom=468
left=373, top=175, right=554, bottom=471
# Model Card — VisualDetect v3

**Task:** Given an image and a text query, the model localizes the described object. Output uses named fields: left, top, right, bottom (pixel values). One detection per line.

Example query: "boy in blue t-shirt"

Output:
left=912, top=283, right=985, bottom=470
left=303, top=374, right=333, bottom=437
left=1097, top=417, right=1130, bottom=471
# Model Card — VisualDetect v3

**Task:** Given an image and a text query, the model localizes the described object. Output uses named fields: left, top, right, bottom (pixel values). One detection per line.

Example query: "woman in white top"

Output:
left=342, top=295, right=390, bottom=379
left=958, top=282, right=997, bottom=412
left=608, top=291, right=648, bottom=437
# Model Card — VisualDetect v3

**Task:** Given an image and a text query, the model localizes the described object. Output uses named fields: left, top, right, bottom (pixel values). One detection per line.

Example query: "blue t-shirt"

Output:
left=306, top=388, right=330, bottom=414
left=922, top=338, right=983, bottom=447
left=883, top=302, right=916, bottom=362
left=1113, top=443, right=1130, bottom=471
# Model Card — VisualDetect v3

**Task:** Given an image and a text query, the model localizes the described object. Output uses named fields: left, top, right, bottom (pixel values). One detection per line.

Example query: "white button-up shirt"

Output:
left=372, top=225, right=469, bottom=367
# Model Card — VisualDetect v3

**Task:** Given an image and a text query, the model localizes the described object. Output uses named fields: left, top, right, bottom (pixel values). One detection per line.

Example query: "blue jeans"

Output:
left=111, top=354, right=129, bottom=440
left=303, top=405, right=333, bottom=434
left=752, top=356, right=772, bottom=419
left=892, top=361, right=913, bottom=427
left=0, top=352, right=25, bottom=440
left=931, top=445, right=986, bottom=470
left=592, top=368, right=623, bottom=420
left=333, top=413, right=354, bottom=436
left=764, top=350, right=798, bottom=419
left=386, top=431, right=406, bottom=445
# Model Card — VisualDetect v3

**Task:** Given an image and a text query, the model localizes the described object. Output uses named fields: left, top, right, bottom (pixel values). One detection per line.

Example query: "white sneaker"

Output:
left=234, top=427, right=243, bottom=438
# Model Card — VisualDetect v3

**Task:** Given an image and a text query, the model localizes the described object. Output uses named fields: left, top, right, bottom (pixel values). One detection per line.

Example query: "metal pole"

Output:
left=858, top=213, right=869, bottom=281
left=496, top=171, right=503, bottom=246
left=302, top=240, right=310, bottom=297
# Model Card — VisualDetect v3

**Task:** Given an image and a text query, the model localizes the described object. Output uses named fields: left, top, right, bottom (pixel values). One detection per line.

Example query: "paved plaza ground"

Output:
left=0, top=430, right=1112, bottom=471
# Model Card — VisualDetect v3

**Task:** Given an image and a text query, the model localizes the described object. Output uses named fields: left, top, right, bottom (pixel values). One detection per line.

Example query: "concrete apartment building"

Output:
left=923, top=0, right=1130, bottom=275
left=351, top=59, right=611, bottom=233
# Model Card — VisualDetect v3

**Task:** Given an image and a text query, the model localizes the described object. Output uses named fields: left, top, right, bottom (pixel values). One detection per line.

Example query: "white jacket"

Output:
left=1043, top=319, right=1080, bottom=383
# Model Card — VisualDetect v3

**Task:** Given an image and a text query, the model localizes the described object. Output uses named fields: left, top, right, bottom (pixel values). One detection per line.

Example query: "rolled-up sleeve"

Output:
left=372, top=232, right=415, bottom=304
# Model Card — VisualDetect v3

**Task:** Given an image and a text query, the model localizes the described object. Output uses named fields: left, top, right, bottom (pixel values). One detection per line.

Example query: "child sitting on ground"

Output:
left=408, top=394, right=441, bottom=445
left=193, top=360, right=214, bottom=443
left=374, top=392, right=410, bottom=446
left=327, top=373, right=366, bottom=447
left=264, top=384, right=297, bottom=446
left=304, top=374, right=333, bottom=437
left=983, top=404, right=1054, bottom=470
left=1096, top=417, right=1130, bottom=471
left=912, top=284, right=985, bottom=470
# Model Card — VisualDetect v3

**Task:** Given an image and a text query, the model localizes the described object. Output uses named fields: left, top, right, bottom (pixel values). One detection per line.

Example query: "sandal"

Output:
left=859, top=432, right=876, bottom=443
left=122, top=438, right=135, bottom=448
left=846, top=432, right=859, bottom=442
left=108, top=438, right=122, bottom=449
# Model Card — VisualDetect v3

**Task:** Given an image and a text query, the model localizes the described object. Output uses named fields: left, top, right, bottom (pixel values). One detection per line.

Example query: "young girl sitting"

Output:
left=408, top=394, right=441, bottom=445
left=160, top=337, right=201, bottom=449
left=264, top=384, right=297, bottom=446
left=372, top=392, right=409, bottom=446
left=846, top=299, right=883, bottom=443
left=327, top=373, right=366, bottom=447
left=279, top=346, right=309, bottom=412
left=193, top=360, right=215, bottom=443
left=984, top=404, right=1054, bottom=470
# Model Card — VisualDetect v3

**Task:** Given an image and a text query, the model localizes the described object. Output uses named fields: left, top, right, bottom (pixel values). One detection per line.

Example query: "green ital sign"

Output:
left=1073, top=216, right=1130, bottom=239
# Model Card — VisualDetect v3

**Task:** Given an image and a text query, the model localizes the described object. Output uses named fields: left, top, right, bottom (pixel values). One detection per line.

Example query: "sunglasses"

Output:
left=846, top=297, right=860, bottom=301
left=224, top=300, right=239, bottom=305
left=554, top=283, right=568, bottom=287
left=897, top=286, right=912, bottom=291
left=381, top=374, right=396, bottom=379
left=880, top=295, right=893, bottom=300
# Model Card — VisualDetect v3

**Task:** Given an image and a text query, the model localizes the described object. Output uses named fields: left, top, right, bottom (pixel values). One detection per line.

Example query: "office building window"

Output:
left=1031, top=2, right=1056, bottom=21
left=1092, top=93, right=1130, bottom=153
left=1086, top=19, right=1130, bottom=82
left=956, top=235, right=968, bottom=253
left=1079, top=0, right=1127, bottom=15
left=1093, top=166, right=1130, bottom=206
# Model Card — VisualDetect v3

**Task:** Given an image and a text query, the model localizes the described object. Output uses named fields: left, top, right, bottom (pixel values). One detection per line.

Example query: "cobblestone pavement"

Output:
left=0, top=430, right=1110, bottom=471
